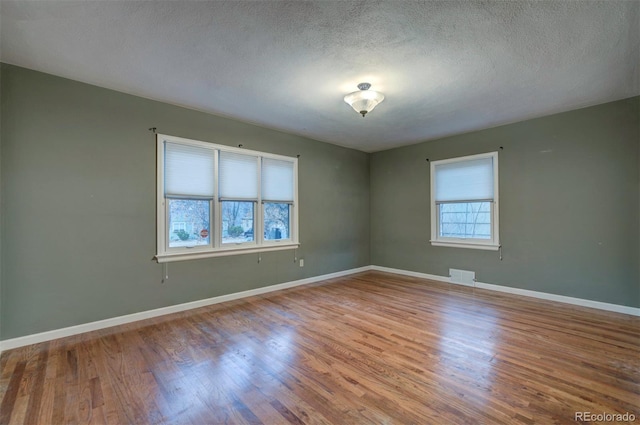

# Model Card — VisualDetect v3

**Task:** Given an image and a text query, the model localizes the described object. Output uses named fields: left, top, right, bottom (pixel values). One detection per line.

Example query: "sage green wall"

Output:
left=1, top=64, right=638, bottom=341
left=0, top=64, right=370, bottom=339
left=371, top=97, right=640, bottom=307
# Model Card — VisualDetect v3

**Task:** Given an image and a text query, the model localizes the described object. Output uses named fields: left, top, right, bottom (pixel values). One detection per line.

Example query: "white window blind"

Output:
left=434, top=157, right=494, bottom=202
left=164, top=142, right=215, bottom=198
left=219, top=151, right=258, bottom=199
left=262, top=158, right=294, bottom=202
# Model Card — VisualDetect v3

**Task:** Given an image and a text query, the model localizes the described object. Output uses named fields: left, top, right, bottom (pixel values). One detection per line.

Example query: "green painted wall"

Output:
left=371, top=97, right=640, bottom=307
left=0, top=64, right=370, bottom=339
left=1, top=63, right=638, bottom=341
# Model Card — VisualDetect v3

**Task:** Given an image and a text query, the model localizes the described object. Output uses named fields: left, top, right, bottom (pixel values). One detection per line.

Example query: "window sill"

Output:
left=430, top=240, right=500, bottom=251
left=156, top=243, right=300, bottom=263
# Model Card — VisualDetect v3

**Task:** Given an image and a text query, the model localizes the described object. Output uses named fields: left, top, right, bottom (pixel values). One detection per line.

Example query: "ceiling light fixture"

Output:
left=344, top=82, right=385, bottom=117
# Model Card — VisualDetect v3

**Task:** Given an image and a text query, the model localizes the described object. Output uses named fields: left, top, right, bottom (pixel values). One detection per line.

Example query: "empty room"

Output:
left=0, top=1, right=638, bottom=424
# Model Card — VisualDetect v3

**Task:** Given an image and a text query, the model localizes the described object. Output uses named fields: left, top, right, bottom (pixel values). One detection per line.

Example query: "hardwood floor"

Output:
left=1, top=271, right=639, bottom=424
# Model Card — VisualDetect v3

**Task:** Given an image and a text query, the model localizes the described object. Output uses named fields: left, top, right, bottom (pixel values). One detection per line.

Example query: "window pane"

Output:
left=439, top=202, right=491, bottom=239
left=168, top=199, right=210, bottom=248
left=222, top=201, right=254, bottom=244
left=264, top=203, right=290, bottom=240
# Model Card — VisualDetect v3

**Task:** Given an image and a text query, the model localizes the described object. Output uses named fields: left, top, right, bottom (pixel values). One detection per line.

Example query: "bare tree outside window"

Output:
left=264, top=203, right=290, bottom=240
left=222, top=201, right=254, bottom=243
left=439, top=202, right=491, bottom=239
left=168, top=199, right=210, bottom=247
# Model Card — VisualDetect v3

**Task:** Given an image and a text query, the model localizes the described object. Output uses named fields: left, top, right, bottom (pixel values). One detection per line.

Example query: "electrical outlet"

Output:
left=299, top=259, right=304, bottom=267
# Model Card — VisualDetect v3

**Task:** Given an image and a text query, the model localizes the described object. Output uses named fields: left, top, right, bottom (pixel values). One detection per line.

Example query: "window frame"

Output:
left=261, top=202, right=291, bottom=244
left=220, top=199, right=257, bottom=247
left=429, top=151, right=500, bottom=251
left=156, top=134, right=299, bottom=263
left=171, top=221, right=187, bottom=232
left=166, top=198, right=213, bottom=251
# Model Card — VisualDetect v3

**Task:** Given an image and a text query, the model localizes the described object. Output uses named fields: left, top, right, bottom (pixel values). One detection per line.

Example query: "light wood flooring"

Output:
left=1, top=271, right=639, bottom=424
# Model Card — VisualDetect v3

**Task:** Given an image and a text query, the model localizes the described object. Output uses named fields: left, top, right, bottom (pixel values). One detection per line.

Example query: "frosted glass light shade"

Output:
left=344, top=84, right=385, bottom=117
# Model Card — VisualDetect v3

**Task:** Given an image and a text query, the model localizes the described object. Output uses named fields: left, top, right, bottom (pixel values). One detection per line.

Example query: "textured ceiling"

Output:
left=1, top=1, right=638, bottom=152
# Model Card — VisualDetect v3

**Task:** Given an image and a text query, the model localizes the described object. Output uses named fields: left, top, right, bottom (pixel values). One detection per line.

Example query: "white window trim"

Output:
left=156, top=134, right=299, bottom=263
left=429, top=151, right=500, bottom=251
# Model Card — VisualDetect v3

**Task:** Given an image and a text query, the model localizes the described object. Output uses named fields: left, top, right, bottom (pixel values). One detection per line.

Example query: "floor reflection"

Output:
left=434, top=297, right=499, bottom=406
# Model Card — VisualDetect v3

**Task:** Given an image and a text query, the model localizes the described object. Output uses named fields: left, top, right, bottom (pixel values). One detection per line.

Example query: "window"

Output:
left=156, top=134, right=298, bottom=262
left=219, top=151, right=258, bottom=245
left=430, top=152, right=499, bottom=250
left=171, top=221, right=186, bottom=233
left=262, top=158, right=295, bottom=241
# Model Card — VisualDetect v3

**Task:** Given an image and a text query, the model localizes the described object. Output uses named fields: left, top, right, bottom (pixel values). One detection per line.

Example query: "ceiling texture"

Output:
left=1, top=1, right=638, bottom=152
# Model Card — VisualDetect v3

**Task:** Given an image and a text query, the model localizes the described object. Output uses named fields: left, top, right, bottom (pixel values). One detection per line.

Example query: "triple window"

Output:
left=156, top=134, right=299, bottom=262
left=430, top=152, right=499, bottom=250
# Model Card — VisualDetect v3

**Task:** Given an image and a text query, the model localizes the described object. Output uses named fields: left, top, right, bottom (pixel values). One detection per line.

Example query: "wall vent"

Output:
left=449, top=269, right=475, bottom=286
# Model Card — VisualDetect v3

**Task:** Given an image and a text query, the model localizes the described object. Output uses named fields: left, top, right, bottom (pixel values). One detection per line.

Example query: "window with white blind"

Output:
left=430, top=152, right=499, bottom=250
left=156, top=134, right=299, bottom=262
left=262, top=158, right=294, bottom=242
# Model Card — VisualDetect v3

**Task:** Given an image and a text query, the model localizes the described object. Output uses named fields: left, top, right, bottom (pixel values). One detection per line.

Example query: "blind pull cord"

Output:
left=162, top=263, right=169, bottom=283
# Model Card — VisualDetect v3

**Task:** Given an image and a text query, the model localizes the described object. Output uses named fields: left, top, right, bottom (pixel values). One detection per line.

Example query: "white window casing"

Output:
left=156, top=134, right=299, bottom=263
left=430, top=151, right=500, bottom=250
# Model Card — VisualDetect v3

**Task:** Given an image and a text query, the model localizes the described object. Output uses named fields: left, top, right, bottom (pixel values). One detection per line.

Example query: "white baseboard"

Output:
left=0, top=266, right=371, bottom=353
left=370, top=265, right=640, bottom=317
left=370, top=265, right=451, bottom=284
left=3, top=264, right=637, bottom=354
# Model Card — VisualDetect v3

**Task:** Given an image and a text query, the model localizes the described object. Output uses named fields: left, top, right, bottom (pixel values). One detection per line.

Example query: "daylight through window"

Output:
left=156, top=134, right=299, bottom=262
left=430, top=152, right=499, bottom=250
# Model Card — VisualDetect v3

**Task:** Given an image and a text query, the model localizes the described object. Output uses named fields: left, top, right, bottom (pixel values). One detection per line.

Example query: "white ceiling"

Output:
left=1, top=1, right=638, bottom=152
